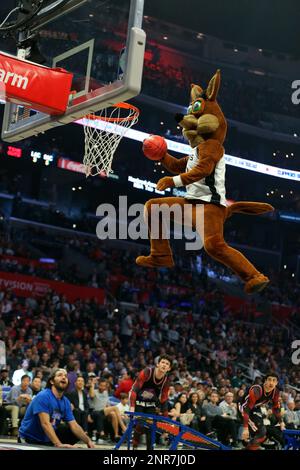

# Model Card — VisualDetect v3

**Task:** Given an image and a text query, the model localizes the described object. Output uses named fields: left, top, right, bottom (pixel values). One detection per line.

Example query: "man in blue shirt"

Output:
left=19, top=368, right=94, bottom=448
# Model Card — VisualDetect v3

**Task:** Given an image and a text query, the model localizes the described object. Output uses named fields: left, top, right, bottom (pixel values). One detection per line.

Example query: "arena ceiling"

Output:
left=0, top=1, right=299, bottom=56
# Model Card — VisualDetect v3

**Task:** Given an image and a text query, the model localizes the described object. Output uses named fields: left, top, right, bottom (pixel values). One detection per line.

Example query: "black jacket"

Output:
left=66, top=389, right=89, bottom=412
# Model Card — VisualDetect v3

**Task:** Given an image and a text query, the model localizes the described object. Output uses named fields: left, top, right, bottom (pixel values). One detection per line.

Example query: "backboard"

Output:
left=1, top=0, right=146, bottom=142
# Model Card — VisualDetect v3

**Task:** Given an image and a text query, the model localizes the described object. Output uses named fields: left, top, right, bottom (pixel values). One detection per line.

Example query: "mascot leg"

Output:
left=136, top=197, right=185, bottom=268
left=203, top=204, right=270, bottom=294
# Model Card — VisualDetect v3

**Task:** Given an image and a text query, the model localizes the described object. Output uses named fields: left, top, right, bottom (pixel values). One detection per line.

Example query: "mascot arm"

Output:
left=173, top=139, right=224, bottom=187
left=161, top=153, right=189, bottom=174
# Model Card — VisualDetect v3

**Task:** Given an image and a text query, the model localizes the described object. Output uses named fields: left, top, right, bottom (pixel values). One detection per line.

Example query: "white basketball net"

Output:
left=82, top=104, right=139, bottom=177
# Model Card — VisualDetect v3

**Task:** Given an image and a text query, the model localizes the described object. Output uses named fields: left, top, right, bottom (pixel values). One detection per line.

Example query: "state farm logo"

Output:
left=0, top=69, right=28, bottom=90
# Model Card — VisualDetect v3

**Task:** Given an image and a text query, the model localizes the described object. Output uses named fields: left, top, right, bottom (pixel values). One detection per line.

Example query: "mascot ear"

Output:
left=190, top=83, right=203, bottom=102
left=206, top=69, right=221, bottom=101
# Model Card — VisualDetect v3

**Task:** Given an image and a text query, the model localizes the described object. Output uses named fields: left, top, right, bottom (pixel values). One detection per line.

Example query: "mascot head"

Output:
left=176, top=70, right=227, bottom=148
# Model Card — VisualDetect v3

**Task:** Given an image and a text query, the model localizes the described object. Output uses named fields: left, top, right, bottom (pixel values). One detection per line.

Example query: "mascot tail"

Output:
left=226, top=201, right=274, bottom=219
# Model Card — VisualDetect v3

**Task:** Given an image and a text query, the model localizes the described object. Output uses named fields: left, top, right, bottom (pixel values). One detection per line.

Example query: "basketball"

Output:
left=143, top=135, right=168, bottom=161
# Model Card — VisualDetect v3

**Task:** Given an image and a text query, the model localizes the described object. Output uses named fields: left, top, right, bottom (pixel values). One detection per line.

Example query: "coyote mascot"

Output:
left=136, top=70, right=274, bottom=294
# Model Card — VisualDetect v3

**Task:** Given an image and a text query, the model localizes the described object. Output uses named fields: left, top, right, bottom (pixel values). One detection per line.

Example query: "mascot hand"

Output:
left=156, top=176, right=175, bottom=191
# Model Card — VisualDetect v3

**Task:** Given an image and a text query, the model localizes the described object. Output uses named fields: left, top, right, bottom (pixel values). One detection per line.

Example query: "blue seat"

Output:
left=284, top=429, right=300, bottom=450
left=108, top=396, right=120, bottom=405
left=1, top=386, right=12, bottom=403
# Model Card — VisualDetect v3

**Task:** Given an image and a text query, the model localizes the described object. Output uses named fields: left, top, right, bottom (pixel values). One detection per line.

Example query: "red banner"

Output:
left=0, top=52, right=73, bottom=115
left=0, top=271, right=105, bottom=303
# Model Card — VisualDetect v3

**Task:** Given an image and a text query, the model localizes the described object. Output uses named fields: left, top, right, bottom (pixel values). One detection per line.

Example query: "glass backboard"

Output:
left=1, top=0, right=146, bottom=142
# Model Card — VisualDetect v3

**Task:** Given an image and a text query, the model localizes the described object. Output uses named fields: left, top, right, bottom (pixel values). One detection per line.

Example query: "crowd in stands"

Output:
left=9, top=192, right=285, bottom=240
left=1, top=222, right=300, bottom=309
left=103, top=5, right=300, bottom=126
left=84, top=10, right=300, bottom=128
left=141, top=60, right=298, bottom=126
left=0, top=285, right=300, bottom=446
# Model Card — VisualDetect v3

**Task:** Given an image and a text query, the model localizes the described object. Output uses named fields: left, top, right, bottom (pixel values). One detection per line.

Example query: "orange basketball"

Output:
left=143, top=135, right=167, bottom=161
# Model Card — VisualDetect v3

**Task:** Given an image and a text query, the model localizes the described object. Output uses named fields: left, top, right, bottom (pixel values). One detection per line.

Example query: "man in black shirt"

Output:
left=66, top=376, right=90, bottom=432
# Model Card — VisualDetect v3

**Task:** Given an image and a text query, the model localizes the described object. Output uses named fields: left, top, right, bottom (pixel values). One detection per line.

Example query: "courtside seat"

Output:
left=1, top=386, right=12, bottom=403
left=108, top=396, right=120, bottom=405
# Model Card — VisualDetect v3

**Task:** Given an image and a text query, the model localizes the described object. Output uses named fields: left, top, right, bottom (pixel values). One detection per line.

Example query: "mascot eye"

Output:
left=187, top=105, right=192, bottom=114
left=193, top=101, right=202, bottom=112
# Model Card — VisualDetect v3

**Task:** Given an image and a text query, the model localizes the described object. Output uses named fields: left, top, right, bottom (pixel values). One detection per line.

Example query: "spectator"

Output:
left=89, top=378, right=126, bottom=443
left=102, top=372, right=115, bottom=395
left=219, top=391, right=240, bottom=446
left=149, top=326, right=163, bottom=345
left=66, top=376, right=90, bottom=432
left=5, top=374, right=32, bottom=436
left=30, top=377, right=42, bottom=397
left=120, top=312, right=134, bottom=349
left=231, top=370, right=243, bottom=389
left=170, top=392, right=193, bottom=425
left=281, top=392, right=291, bottom=410
left=167, top=385, right=177, bottom=410
left=34, top=370, right=47, bottom=389
left=38, top=353, right=52, bottom=377
left=219, top=392, right=238, bottom=419
left=66, top=363, right=78, bottom=394
left=0, top=368, right=13, bottom=387
left=202, top=391, right=235, bottom=445
left=116, top=392, right=130, bottom=424
left=283, top=400, right=300, bottom=429
left=19, top=368, right=94, bottom=448
left=114, top=371, right=135, bottom=398
left=188, top=392, right=206, bottom=432
left=12, top=360, right=33, bottom=386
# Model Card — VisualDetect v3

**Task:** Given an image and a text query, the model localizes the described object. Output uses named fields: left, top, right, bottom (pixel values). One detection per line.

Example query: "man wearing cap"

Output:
left=19, top=368, right=94, bottom=448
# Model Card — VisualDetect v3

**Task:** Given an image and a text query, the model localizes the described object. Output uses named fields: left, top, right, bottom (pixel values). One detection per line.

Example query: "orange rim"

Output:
left=85, top=102, right=139, bottom=123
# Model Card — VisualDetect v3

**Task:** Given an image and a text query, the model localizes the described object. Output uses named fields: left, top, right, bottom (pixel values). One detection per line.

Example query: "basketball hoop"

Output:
left=82, top=102, right=139, bottom=177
